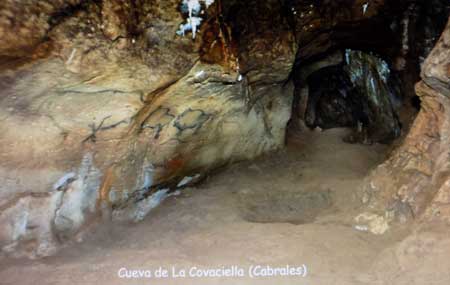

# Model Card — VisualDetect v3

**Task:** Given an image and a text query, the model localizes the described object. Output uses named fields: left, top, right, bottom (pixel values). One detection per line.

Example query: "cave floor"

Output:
left=1, top=128, right=450, bottom=285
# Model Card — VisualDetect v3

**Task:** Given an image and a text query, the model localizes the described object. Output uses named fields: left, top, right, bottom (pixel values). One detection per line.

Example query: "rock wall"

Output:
left=360, top=18, right=450, bottom=232
left=0, top=0, right=295, bottom=257
left=0, top=0, right=448, bottom=257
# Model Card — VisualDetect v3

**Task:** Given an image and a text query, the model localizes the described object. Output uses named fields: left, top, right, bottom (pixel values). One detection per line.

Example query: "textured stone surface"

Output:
left=361, top=19, right=450, bottom=226
left=0, top=0, right=294, bottom=257
left=0, top=0, right=83, bottom=57
left=0, top=0, right=448, bottom=258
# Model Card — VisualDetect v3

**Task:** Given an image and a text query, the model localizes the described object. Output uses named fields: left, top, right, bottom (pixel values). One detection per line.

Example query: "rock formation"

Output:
left=0, top=0, right=448, bottom=257
left=361, top=19, right=450, bottom=231
left=0, top=0, right=294, bottom=257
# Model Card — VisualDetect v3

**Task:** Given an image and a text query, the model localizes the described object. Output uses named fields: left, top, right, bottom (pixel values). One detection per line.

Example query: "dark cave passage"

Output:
left=291, top=49, right=402, bottom=144
left=282, top=0, right=450, bottom=145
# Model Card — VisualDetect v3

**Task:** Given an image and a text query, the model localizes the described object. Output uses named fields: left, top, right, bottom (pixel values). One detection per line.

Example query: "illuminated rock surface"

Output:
left=0, top=0, right=448, bottom=259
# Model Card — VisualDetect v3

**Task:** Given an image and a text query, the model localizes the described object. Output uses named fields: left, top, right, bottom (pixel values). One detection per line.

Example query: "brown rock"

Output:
left=361, top=18, right=450, bottom=225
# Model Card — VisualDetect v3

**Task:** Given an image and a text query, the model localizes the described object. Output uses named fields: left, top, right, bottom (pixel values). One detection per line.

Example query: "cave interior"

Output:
left=0, top=0, right=450, bottom=283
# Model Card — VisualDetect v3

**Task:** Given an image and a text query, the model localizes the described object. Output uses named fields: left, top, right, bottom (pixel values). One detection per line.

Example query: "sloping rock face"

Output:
left=360, top=19, right=450, bottom=231
left=0, top=0, right=295, bottom=257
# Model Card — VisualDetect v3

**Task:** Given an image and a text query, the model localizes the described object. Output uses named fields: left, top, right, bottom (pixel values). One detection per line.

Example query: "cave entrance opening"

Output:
left=290, top=49, right=404, bottom=145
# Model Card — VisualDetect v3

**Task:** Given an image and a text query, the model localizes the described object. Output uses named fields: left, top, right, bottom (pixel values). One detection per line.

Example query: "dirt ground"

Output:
left=1, top=128, right=449, bottom=285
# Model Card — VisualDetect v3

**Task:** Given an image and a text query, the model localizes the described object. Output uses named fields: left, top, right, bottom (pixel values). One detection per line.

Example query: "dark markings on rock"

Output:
left=140, top=106, right=176, bottom=139
left=82, top=115, right=130, bottom=143
left=203, top=77, right=237, bottom=85
left=173, top=108, right=212, bottom=135
left=113, top=185, right=164, bottom=210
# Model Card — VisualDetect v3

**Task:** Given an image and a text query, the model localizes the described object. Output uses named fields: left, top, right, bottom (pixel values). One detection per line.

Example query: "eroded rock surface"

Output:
left=361, top=19, right=450, bottom=231
left=0, top=0, right=294, bottom=257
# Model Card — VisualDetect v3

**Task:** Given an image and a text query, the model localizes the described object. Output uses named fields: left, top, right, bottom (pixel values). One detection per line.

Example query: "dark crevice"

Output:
left=48, top=0, right=101, bottom=29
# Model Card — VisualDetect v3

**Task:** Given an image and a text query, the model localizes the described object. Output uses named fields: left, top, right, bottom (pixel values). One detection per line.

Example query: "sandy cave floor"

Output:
left=1, top=128, right=450, bottom=285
